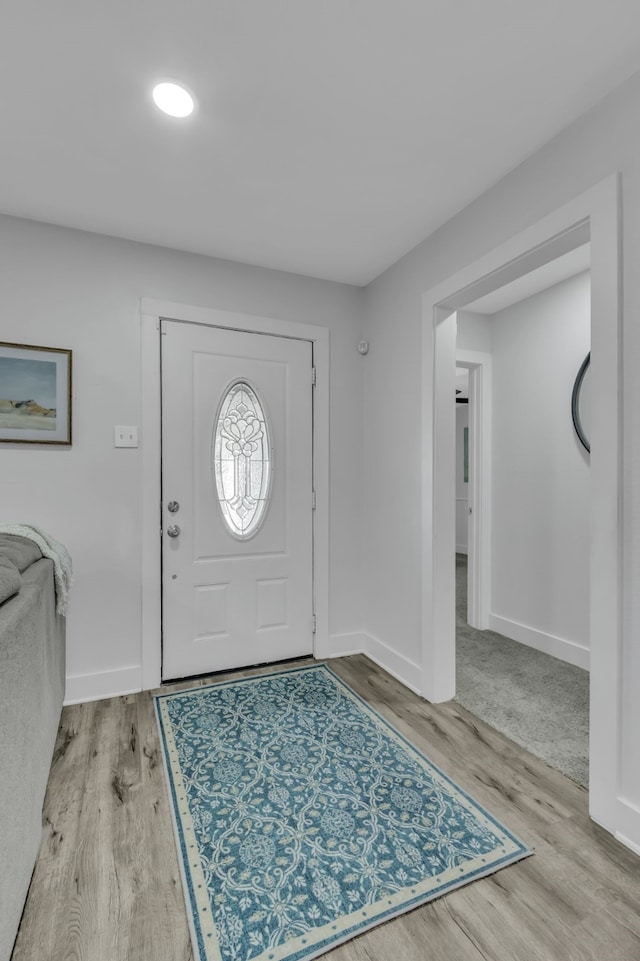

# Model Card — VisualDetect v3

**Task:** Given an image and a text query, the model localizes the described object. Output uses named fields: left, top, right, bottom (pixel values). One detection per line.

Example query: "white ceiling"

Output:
left=2, top=2, right=640, bottom=286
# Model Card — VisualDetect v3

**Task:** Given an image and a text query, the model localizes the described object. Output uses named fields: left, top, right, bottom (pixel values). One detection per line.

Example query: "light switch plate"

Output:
left=114, top=425, right=138, bottom=448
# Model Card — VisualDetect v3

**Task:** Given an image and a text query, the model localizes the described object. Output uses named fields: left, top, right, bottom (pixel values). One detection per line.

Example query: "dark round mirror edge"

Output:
left=571, top=351, right=590, bottom=454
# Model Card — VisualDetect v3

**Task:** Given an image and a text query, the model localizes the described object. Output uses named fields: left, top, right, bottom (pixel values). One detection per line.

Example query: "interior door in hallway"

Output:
left=161, top=320, right=313, bottom=680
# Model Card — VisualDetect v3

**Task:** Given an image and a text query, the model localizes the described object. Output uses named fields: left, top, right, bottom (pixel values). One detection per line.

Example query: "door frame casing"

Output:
left=140, top=300, right=330, bottom=690
left=421, top=174, right=623, bottom=838
left=456, top=350, right=492, bottom=630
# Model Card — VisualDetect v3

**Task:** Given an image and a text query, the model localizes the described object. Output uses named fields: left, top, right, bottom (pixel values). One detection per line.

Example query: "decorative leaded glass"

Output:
left=213, top=382, right=272, bottom=538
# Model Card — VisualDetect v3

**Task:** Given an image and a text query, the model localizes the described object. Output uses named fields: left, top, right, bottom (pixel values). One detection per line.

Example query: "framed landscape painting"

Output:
left=0, top=342, right=72, bottom=445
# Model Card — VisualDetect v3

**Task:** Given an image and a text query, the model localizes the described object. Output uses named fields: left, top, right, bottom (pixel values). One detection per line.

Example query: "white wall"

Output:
left=362, top=68, right=640, bottom=837
left=0, top=215, right=364, bottom=701
left=489, top=272, right=590, bottom=667
left=455, top=405, right=469, bottom=553
left=457, top=311, right=492, bottom=353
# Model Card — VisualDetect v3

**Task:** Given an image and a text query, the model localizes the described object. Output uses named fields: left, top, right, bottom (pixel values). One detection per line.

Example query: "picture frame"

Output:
left=0, top=342, right=72, bottom=445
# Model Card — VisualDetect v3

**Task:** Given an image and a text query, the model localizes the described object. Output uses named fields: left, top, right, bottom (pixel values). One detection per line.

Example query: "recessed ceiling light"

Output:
left=152, top=81, right=195, bottom=118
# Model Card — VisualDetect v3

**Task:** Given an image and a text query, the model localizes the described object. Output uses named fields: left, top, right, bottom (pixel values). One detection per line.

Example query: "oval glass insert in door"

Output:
left=212, top=381, right=272, bottom=538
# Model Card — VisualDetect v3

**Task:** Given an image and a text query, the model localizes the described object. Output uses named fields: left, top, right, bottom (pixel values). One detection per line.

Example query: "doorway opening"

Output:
left=452, top=252, right=591, bottom=788
left=422, top=176, right=621, bottom=834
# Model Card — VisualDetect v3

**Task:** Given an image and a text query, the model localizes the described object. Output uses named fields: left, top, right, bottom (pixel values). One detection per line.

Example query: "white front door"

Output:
left=161, top=320, right=314, bottom=680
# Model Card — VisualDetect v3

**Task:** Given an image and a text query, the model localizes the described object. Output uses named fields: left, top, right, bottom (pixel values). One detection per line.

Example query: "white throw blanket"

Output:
left=0, top=524, right=73, bottom=614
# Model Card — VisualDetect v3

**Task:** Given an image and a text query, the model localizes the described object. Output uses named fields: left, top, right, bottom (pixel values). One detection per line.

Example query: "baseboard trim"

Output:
left=612, top=795, right=640, bottom=857
left=615, top=829, right=640, bottom=858
left=64, top=665, right=142, bottom=705
left=360, top=632, right=423, bottom=697
left=322, top=631, right=422, bottom=697
left=488, top=614, right=589, bottom=671
left=323, top=632, right=368, bottom=659
left=63, top=634, right=421, bottom=704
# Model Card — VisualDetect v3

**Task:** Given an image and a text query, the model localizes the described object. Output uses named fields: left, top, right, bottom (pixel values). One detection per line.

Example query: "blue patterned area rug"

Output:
left=155, top=664, right=532, bottom=961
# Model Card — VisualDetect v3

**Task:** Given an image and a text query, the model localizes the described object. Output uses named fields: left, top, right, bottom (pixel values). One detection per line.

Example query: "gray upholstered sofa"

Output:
left=0, top=534, right=65, bottom=961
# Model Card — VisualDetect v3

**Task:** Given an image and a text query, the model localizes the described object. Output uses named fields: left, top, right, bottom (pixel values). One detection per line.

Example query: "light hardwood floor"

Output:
left=11, top=655, right=640, bottom=961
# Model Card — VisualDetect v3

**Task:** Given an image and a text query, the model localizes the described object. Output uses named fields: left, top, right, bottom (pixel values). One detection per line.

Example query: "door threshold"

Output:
left=161, top=654, right=317, bottom=688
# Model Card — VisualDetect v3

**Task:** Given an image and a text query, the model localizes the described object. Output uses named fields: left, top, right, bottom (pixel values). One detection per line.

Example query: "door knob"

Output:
left=167, top=525, right=181, bottom=538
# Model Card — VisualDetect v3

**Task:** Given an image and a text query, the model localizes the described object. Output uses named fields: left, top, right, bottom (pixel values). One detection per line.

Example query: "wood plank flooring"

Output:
left=11, top=655, right=640, bottom=961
